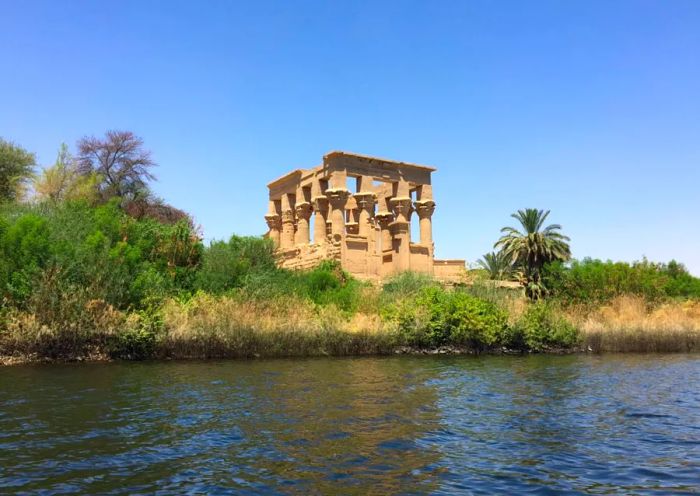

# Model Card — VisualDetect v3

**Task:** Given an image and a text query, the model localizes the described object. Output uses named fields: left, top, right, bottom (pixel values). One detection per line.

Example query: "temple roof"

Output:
left=324, top=151, right=436, bottom=172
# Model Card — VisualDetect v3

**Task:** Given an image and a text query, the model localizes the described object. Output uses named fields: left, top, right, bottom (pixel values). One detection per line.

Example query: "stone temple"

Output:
left=264, top=151, right=465, bottom=281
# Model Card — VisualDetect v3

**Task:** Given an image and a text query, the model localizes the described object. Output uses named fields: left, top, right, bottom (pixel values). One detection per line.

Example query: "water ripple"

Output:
left=1, top=354, right=699, bottom=494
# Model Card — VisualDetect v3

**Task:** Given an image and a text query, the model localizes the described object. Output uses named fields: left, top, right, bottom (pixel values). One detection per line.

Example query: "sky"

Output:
left=2, top=0, right=699, bottom=274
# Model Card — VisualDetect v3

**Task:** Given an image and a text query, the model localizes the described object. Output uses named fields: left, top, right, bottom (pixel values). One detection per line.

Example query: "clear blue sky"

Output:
left=2, top=0, right=699, bottom=274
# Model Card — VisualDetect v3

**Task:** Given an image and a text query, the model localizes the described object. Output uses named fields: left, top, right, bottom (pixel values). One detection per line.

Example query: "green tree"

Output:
left=0, top=138, right=36, bottom=202
left=477, top=250, right=516, bottom=280
left=495, top=208, right=571, bottom=299
left=34, top=143, right=99, bottom=204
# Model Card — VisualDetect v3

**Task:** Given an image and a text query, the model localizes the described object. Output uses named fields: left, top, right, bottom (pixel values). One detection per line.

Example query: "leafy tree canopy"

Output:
left=0, top=138, right=36, bottom=203
left=495, top=208, right=571, bottom=299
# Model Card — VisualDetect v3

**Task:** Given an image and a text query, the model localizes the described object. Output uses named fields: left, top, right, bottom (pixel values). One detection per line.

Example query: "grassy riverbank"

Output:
left=2, top=273, right=699, bottom=364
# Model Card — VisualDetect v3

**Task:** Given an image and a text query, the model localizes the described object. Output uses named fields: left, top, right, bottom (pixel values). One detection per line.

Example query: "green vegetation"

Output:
left=386, top=287, right=509, bottom=349
left=543, top=258, right=700, bottom=305
left=476, top=250, right=516, bottom=281
left=1, top=134, right=699, bottom=363
left=495, top=208, right=571, bottom=300
left=0, top=138, right=36, bottom=202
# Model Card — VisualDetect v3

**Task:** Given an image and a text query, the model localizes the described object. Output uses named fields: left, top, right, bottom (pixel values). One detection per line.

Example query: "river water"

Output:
left=1, top=354, right=698, bottom=494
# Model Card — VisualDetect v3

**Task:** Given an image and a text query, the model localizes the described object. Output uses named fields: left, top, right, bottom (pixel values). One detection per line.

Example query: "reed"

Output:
left=3, top=288, right=700, bottom=364
left=157, top=292, right=398, bottom=359
left=567, top=296, right=700, bottom=352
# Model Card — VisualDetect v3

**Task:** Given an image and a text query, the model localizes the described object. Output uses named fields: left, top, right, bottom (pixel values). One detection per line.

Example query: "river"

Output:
left=1, top=354, right=698, bottom=494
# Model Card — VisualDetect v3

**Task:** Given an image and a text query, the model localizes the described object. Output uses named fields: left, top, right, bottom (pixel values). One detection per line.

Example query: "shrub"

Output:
left=381, top=271, right=439, bottom=301
left=543, top=258, right=700, bottom=305
left=512, top=302, right=580, bottom=351
left=0, top=200, right=202, bottom=311
left=195, top=235, right=275, bottom=293
left=107, top=311, right=162, bottom=360
left=387, top=286, right=509, bottom=349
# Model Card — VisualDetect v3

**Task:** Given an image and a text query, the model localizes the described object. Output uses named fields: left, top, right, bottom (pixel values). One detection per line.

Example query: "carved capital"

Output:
left=312, top=196, right=329, bottom=214
left=390, top=220, right=410, bottom=234
left=325, top=188, right=350, bottom=207
left=353, top=192, right=377, bottom=210
left=414, top=200, right=436, bottom=219
left=281, top=210, right=295, bottom=224
left=389, top=197, right=413, bottom=222
left=295, top=202, right=312, bottom=220
left=264, top=214, right=281, bottom=230
left=375, top=211, right=394, bottom=228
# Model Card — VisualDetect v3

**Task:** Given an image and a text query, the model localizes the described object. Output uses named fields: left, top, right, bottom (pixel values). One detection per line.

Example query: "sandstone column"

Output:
left=325, top=170, right=349, bottom=240
left=353, top=192, right=376, bottom=238
left=264, top=203, right=281, bottom=249
left=375, top=191, right=394, bottom=253
left=294, top=202, right=312, bottom=245
left=311, top=178, right=328, bottom=245
left=389, top=180, right=413, bottom=273
left=414, top=200, right=435, bottom=246
left=312, top=197, right=328, bottom=244
left=280, top=193, right=295, bottom=250
left=375, top=212, right=394, bottom=252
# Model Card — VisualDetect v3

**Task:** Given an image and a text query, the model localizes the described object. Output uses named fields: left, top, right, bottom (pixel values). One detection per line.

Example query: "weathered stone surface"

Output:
left=264, top=151, right=466, bottom=281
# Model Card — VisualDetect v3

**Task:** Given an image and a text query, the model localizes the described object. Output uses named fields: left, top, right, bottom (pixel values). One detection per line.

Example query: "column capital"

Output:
left=353, top=191, right=377, bottom=204
left=295, top=201, right=312, bottom=219
left=389, top=197, right=412, bottom=224
left=325, top=188, right=350, bottom=204
left=375, top=211, right=394, bottom=226
left=414, top=200, right=436, bottom=219
left=280, top=210, right=295, bottom=223
left=312, top=196, right=329, bottom=211
left=264, top=213, right=281, bottom=230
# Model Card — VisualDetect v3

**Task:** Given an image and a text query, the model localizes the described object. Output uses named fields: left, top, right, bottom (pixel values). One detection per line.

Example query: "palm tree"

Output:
left=495, top=208, right=570, bottom=299
left=477, top=250, right=515, bottom=281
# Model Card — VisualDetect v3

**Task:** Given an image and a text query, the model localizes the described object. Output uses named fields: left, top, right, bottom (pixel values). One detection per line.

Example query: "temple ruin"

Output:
left=264, top=151, right=466, bottom=281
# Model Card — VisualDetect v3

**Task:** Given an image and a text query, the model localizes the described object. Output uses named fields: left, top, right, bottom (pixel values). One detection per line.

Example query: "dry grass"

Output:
left=567, top=296, right=700, bottom=352
left=0, top=299, right=128, bottom=362
left=158, top=293, right=397, bottom=359
left=3, top=291, right=700, bottom=364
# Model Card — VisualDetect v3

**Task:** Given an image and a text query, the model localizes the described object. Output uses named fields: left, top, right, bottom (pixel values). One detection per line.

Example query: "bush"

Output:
left=0, top=200, right=202, bottom=311
left=240, top=260, right=363, bottom=313
left=512, top=302, right=580, bottom=351
left=107, top=311, right=162, bottom=360
left=381, top=271, right=439, bottom=301
left=387, top=286, right=509, bottom=349
left=195, top=235, right=275, bottom=293
left=543, top=258, right=700, bottom=305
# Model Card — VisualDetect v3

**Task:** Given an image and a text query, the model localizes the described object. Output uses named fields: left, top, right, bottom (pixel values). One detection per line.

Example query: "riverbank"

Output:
left=3, top=200, right=699, bottom=365
left=2, top=293, right=699, bottom=365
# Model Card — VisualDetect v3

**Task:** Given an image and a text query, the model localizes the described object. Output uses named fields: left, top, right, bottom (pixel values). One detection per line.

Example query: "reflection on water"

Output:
left=1, top=355, right=698, bottom=494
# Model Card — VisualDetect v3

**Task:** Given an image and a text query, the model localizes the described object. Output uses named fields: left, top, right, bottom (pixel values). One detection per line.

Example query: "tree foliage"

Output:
left=77, top=130, right=156, bottom=201
left=0, top=200, right=202, bottom=310
left=495, top=208, right=571, bottom=299
left=543, top=258, right=700, bottom=304
left=34, top=143, right=99, bottom=204
left=0, top=138, right=36, bottom=203
left=477, top=250, right=516, bottom=280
